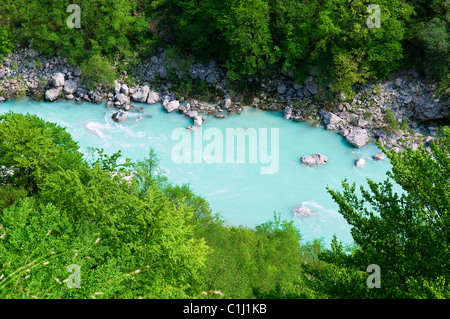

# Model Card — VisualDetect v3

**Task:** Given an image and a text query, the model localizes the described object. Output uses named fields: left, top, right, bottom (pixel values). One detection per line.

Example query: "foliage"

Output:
left=0, top=112, right=86, bottom=194
left=325, top=127, right=450, bottom=298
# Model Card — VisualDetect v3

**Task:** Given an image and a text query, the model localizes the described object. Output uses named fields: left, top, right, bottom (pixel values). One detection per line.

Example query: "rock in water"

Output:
left=185, top=110, right=199, bottom=119
left=193, top=115, right=203, bottom=127
left=346, top=127, right=369, bottom=148
left=372, top=153, right=385, bottom=161
left=112, top=111, right=128, bottom=123
left=354, top=158, right=366, bottom=167
left=301, top=153, right=328, bottom=166
left=294, top=206, right=314, bottom=217
left=284, top=106, right=293, bottom=120
left=163, top=100, right=180, bottom=113
left=131, top=85, right=150, bottom=103
left=115, top=93, right=128, bottom=106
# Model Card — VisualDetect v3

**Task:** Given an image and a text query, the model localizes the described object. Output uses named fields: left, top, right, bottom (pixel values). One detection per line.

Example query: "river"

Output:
left=0, top=98, right=396, bottom=247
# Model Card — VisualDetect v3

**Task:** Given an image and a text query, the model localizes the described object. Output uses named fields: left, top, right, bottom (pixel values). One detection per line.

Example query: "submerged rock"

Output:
left=294, top=206, right=315, bottom=217
left=193, top=115, right=203, bottom=127
left=112, top=111, right=128, bottom=123
left=372, top=153, right=385, bottom=161
left=284, top=106, right=293, bottom=120
left=301, top=153, right=328, bottom=166
left=354, top=158, right=366, bottom=167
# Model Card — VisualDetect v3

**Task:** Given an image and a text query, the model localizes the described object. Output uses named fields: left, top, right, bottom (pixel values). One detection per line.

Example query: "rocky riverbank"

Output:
left=1, top=48, right=448, bottom=152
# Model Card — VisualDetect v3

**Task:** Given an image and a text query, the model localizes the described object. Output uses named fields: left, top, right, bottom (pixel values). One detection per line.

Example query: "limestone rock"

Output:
left=346, top=127, right=369, bottom=148
left=301, top=153, right=328, bottom=166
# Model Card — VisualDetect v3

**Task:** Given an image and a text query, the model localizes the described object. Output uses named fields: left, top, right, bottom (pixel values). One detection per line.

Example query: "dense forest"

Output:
left=0, top=112, right=448, bottom=299
left=0, top=0, right=449, bottom=96
left=0, top=0, right=449, bottom=299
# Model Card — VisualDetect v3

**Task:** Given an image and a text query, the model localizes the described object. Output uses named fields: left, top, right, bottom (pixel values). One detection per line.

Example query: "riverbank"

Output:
left=1, top=47, right=448, bottom=152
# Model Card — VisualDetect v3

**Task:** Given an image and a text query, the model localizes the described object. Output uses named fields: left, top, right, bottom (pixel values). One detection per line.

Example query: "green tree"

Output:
left=0, top=112, right=85, bottom=194
left=325, top=127, right=450, bottom=298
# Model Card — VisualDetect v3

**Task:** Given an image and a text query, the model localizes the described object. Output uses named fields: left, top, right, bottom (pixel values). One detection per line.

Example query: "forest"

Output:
left=0, top=0, right=449, bottom=96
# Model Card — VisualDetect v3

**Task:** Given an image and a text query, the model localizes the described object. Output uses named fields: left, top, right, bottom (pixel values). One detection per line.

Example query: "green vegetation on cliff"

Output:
left=0, top=0, right=449, bottom=94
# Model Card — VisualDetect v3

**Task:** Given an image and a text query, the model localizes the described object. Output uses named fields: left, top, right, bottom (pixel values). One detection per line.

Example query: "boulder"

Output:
left=63, top=79, right=77, bottom=94
left=112, top=111, right=128, bottom=123
left=115, top=93, right=128, bottom=106
left=372, top=153, right=385, bottom=161
left=185, top=110, right=199, bottom=119
left=120, top=84, right=129, bottom=96
left=301, top=153, right=328, bottom=166
left=354, top=158, right=366, bottom=167
left=163, top=100, right=180, bottom=113
left=346, top=127, right=369, bottom=148
left=222, top=97, right=232, bottom=109
left=193, top=115, right=203, bottom=127
left=114, top=81, right=121, bottom=94
left=147, top=91, right=161, bottom=104
left=277, top=83, right=287, bottom=94
left=284, top=106, right=293, bottom=120
left=51, top=73, right=65, bottom=87
left=323, top=112, right=342, bottom=126
left=45, top=87, right=62, bottom=101
left=205, top=72, right=218, bottom=84
left=305, top=81, right=318, bottom=95
left=131, top=85, right=150, bottom=103
left=294, top=206, right=315, bottom=217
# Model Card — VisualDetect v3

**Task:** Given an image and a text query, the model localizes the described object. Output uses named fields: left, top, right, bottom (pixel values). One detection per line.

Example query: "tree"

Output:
left=325, top=127, right=450, bottom=298
left=0, top=112, right=86, bottom=194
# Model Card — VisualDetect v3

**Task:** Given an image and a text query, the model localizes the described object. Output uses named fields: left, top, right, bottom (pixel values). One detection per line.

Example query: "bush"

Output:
left=80, top=54, right=117, bottom=86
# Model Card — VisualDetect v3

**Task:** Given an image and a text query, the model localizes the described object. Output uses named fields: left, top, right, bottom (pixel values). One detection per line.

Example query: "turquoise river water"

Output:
left=0, top=99, right=396, bottom=247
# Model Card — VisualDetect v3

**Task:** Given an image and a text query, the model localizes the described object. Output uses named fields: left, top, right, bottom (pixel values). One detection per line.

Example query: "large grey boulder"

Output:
left=131, top=85, right=150, bottom=103
left=222, top=97, right=232, bottom=110
left=193, top=115, right=203, bottom=127
left=114, top=81, right=121, bottom=94
left=146, top=91, right=160, bottom=104
left=163, top=100, right=180, bottom=113
left=185, top=110, right=199, bottom=119
left=63, top=79, right=78, bottom=94
left=306, top=80, right=318, bottom=95
left=120, top=84, right=129, bottom=96
left=301, top=153, right=328, bottom=166
left=346, top=127, right=369, bottom=148
left=51, top=73, right=65, bottom=87
left=323, top=112, right=342, bottom=126
left=115, top=93, right=128, bottom=106
left=45, top=87, right=62, bottom=101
